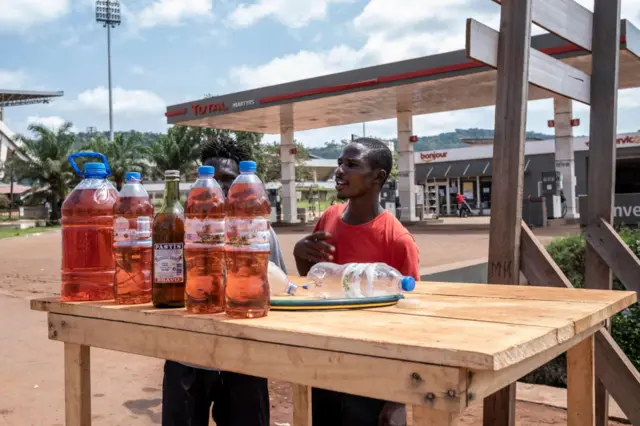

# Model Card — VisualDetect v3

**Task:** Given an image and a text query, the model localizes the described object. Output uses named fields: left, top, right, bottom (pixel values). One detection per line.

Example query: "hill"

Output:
left=306, top=128, right=555, bottom=159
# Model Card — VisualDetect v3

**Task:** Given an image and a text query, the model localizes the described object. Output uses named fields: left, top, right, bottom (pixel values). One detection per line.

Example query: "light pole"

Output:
left=95, top=0, right=121, bottom=142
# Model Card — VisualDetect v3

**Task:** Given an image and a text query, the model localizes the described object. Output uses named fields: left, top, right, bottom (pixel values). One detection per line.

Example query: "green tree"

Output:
left=11, top=122, right=76, bottom=221
left=81, top=133, right=151, bottom=190
left=260, top=141, right=311, bottom=183
left=149, top=126, right=201, bottom=180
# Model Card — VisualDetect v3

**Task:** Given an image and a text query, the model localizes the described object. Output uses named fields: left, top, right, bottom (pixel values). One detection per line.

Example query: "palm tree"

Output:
left=82, top=133, right=151, bottom=189
left=149, top=126, right=201, bottom=180
left=12, top=122, right=76, bottom=221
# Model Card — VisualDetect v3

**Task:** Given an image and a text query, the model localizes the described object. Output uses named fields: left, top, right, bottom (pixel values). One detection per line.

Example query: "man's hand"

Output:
left=293, top=232, right=335, bottom=263
left=293, top=232, right=335, bottom=276
left=378, top=402, right=406, bottom=426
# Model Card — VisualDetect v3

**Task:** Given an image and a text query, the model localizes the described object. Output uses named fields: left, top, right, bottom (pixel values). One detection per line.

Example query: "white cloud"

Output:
left=130, top=65, right=145, bottom=75
left=72, top=87, right=166, bottom=115
left=0, top=69, right=27, bottom=89
left=229, top=0, right=347, bottom=29
left=26, top=115, right=71, bottom=131
left=135, top=0, right=213, bottom=29
left=0, top=0, right=69, bottom=30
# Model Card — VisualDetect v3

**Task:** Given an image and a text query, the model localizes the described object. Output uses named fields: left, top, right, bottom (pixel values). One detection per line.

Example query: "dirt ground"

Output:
left=2, top=227, right=624, bottom=426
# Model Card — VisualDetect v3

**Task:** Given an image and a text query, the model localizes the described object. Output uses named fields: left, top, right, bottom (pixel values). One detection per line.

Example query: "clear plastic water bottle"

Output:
left=184, top=165, right=226, bottom=314
left=225, top=160, right=271, bottom=318
left=62, top=152, right=118, bottom=301
left=113, top=172, right=154, bottom=304
left=302, top=262, right=416, bottom=299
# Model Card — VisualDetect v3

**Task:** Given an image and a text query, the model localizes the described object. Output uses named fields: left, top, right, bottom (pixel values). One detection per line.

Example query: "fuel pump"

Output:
left=540, top=171, right=564, bottom=219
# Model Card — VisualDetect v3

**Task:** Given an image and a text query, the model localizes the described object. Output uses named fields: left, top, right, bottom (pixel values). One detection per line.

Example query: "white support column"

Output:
left=280, top=105, right=298, bottom=223
left=476, top=176, right=481, bottom=211
left=446, top=178, right=451, bottom=215
left=553, top=97, right=579, bottom=218
left=397, top=103, right=417, bottom=222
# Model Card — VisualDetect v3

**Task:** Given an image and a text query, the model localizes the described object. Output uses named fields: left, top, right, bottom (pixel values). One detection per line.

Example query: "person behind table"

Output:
left=162, top=133, right=287, bottom=426
left=293, top=137, right=420, bottom=426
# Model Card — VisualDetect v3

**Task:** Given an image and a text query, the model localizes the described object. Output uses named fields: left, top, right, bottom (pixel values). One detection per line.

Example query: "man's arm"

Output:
left=392, top=234, right=420, bottom=280
left=268, top=226, right=288, bottom=274
left=293, top=232, right=334, bottom=276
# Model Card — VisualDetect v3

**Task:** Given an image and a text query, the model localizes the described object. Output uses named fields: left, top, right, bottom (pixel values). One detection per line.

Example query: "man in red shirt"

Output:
left=294, top=137, right=420, bottom=426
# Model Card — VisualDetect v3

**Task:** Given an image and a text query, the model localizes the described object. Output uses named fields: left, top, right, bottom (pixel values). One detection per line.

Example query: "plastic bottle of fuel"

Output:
left=61, top=152, right=118, bottom=301
left=184, top=165, right=226, bottom=314
left=113, top=172, right=154, bottom=304
left=296, top=262, right=416, bottom=299
left=225, top=161, right=271, bottom=318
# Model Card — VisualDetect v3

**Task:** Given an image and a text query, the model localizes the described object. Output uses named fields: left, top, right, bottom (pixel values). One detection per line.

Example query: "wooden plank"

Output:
left=483, top=0, right=532, bottom=424
left=594, top=329, right=640, bottom=426
left=520, top=221, right=574, bottom=289
left=48, top=313, right=466, bottom=411
left=375, top=294, right=627, bottom=337
left=493, top=0, right=593, bottom=51
left=584, top=218, right=640, bottom=297
left=466, top=18, right=591, bottom=104
left=586, top=1, right=622, bottom=424
left=64, top=343, right=91, bottom=426
left=567, top=335, right=596, bottom=426
left=32, top=299, right=569, bottom=371
left=292, top=384, right=312, bottom=426
left=623, top=20, right=640, bottom=60
left=413, top=406, right=455, bottom=425
left=469, top=323, right=602, bottom=402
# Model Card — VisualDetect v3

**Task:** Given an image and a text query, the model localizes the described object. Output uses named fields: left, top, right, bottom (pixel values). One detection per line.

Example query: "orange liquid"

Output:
left=61, top=186, right=118, bottom=301
left=184, top=186, right=226, bottom=314
left=225, top=181, right=271, bottom=319
left=152, top=212, right=185, bottom=308
left=113, top=196, right=154, bottom=304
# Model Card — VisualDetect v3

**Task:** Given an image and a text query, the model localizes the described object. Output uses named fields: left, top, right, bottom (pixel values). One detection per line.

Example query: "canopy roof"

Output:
left=166, top=20, right=640, bottom=135
left=0, top=90, right=64, bottom=108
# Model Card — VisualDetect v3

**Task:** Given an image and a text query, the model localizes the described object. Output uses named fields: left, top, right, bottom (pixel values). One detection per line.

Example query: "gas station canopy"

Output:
left=0, top=89, right=64, bottom=108
left=166, top=20, right=640, bottom=134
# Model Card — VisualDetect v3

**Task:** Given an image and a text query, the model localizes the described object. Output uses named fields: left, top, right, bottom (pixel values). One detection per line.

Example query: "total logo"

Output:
left=420, top=151, right=448, bottom=162
left=191, top=102, right=228, bottom=116
left=585, top=135, right=640, bottom=146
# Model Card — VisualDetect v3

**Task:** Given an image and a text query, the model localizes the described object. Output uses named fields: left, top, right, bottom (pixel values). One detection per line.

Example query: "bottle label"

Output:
left=185, top=218, right=225, bottom=245
left=341, top=263, right=368, bottom=298
left=225, top=218, right=270, bottom=251
left=114, top=216, right=152, bottom=242
left=153, top=243, right=184, bottom=283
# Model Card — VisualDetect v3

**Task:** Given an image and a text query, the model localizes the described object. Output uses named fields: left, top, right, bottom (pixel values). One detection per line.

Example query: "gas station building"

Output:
left=166, top=20, right=640, bottom=223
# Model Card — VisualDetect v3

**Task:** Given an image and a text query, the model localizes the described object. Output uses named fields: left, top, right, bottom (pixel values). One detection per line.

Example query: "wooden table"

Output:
left=31, top=282, right=636, bottom=426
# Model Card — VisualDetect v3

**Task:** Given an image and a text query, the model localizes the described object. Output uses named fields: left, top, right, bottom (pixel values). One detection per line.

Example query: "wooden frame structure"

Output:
left=466, top=0, right=640, bottom=425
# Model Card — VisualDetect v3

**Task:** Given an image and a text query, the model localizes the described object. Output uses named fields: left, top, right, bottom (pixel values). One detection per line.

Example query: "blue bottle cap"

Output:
left=83, top=162, right=108, bottom=178
left=401, top=276, right=416, bottom=292
left=125, top=171, right=141, bottom=181
left=198, top=165, right=215, bottom=176
left=239, top=161, right=257, bottom=173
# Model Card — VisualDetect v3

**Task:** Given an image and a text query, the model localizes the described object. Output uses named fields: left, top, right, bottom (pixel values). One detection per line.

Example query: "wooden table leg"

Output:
left=64, top=343, right=91, bottom=426
left=567, top=335, right=595, bottom=426
left=292, top=384, right=312, bottom=426
left=412, top=406, right=455, bottom=425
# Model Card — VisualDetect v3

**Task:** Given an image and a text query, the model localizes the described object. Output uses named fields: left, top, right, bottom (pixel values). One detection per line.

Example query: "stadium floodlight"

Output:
left=95, top=0, right=121, bottom=142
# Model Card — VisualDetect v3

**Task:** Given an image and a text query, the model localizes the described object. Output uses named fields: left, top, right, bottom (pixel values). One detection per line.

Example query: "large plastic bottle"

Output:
left=184, top=165, right=226, bottom=314
left=61, top=152, right=118, bottom=301
left=301, top=262, right=416, bottom=299
left=225, top=160, right=271, bottom=318
left=113, top=172, right=154, bottom=304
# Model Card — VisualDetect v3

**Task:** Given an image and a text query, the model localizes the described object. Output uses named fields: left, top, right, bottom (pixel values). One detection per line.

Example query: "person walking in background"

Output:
left=293, top=137, right=419, bottom=426
left=456, top=192, right=465, bottom=217
left=162, top=134, right=287, bottom=426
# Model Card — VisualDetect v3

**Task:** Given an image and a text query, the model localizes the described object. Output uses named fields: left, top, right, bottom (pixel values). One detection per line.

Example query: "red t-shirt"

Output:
left=313, top=204, right=420, bottom=280
left=456, top=194, right=465, bottom=204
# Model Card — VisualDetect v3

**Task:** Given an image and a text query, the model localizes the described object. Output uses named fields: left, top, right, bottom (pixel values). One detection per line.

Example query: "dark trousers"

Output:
left=162, top=360, right=269, bottom=426
left=311, top=388, right=387, bottom=426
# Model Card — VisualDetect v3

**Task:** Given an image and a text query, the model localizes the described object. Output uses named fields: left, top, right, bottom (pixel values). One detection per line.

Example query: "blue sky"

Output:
left=2, top=0, right=640, bottom=147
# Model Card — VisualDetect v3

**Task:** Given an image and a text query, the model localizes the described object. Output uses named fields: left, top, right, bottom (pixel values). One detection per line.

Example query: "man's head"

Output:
left=335, top=137, right=393, bottom=200
left=200, top=134, right=252, bottom=196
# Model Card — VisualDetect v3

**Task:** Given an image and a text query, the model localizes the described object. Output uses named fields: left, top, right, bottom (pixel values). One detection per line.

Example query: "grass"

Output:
left=0, top=226, right=59, bottom=239
left=298, top=200, right=333, bottom=213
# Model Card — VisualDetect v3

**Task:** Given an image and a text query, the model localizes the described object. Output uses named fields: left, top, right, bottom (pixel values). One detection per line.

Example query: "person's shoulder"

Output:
left=379, top=212, right=417, bottom=243
left=322, top=203, right=345, bottom=217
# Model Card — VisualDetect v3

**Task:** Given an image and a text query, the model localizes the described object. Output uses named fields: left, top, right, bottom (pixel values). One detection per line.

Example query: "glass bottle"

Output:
left=152, top=170, right=186, bottom=308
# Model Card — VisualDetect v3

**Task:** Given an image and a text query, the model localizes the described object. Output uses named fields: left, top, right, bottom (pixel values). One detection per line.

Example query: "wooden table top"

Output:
left=31, top=281, right=636, bottom=371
